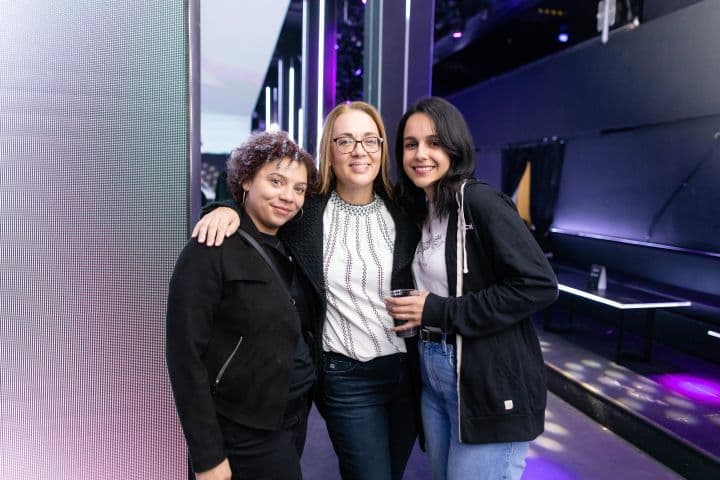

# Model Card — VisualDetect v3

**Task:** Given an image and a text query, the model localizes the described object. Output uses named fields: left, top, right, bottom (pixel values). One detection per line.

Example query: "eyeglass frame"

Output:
left=331, top=135, right=384, bottom=154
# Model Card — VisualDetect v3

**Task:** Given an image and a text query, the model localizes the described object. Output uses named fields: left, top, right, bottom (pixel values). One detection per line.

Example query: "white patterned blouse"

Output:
left=321, top=191, right=407, bottom=361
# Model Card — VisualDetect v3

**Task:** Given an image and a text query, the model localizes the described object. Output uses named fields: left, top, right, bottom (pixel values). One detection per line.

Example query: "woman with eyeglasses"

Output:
left=192, top=102, right=421, bottom=480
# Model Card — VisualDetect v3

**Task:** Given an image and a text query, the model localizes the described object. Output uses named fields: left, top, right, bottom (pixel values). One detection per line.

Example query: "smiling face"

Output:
left=401, top=112, right=451, bottom=202
left=241, top=158, right=308, bottom=235
left=329, top=109, right=382, bottom=204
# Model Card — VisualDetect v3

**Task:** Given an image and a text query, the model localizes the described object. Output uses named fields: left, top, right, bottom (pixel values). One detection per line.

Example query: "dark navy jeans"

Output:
left=214, top=394, right=311, bottom=480
left=321, top=351, right=417, bottom=480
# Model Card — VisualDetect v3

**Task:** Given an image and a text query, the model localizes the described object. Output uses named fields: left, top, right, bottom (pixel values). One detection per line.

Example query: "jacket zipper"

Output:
left=213, top=336, right=244, bottom=393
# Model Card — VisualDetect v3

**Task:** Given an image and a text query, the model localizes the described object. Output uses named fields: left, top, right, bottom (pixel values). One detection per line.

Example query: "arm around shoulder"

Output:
left=192, top=199, right=242, bottom=246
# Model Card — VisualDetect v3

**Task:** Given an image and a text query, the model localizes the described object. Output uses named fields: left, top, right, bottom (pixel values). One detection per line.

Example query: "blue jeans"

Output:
left=321, top=351, right=417, bottom=480
left=419, top=341, right=529, bottom=480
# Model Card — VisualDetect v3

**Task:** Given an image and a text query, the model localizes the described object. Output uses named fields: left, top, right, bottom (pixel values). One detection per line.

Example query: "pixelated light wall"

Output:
left=0, top=1, right=189, bottom=478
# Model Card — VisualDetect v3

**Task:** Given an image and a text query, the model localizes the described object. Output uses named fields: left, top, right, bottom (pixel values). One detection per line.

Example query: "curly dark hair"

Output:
left=226, top=131, right=317, bottom=204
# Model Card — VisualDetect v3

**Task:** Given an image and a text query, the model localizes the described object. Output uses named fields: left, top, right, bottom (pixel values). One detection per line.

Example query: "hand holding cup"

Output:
left=385, top=289, right=428, bottom=338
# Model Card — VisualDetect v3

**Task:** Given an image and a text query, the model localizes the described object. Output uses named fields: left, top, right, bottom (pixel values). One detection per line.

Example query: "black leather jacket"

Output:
left=166, top=215, right=319, bottom=472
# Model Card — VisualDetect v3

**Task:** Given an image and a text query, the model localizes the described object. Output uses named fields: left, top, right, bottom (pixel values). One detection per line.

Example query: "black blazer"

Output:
left=166, top=218, right=315, bottom=472
left=279, top=191, right=425, bottom=445
left=279, top=191, right=420, bottom=325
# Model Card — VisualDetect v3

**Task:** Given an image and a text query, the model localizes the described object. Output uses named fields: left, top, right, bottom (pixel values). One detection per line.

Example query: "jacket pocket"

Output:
left=213, top=336, right=244, bottom=395
left=462, top=337, right=530, bottom=417
left=322, top=353, right=358, bottom=375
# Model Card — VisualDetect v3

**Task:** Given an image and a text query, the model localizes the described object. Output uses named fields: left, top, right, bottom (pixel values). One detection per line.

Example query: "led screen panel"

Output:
left=0, top=1, right=190, bottom=478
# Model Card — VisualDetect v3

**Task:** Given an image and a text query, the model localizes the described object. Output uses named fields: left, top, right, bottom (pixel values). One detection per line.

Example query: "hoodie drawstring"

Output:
left=457, top=180, right=471, bottom=274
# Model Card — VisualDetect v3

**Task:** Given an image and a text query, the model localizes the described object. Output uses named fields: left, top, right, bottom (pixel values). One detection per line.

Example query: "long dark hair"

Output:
left=395, top=96, right=475, bottom=224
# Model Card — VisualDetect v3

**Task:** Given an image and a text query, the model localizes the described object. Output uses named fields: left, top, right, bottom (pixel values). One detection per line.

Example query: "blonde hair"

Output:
left=317, top=101, right=394, bottom=198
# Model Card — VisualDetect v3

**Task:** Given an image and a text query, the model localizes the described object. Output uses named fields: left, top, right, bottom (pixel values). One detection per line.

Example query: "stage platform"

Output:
left=538, top=314, right=720, bottom=479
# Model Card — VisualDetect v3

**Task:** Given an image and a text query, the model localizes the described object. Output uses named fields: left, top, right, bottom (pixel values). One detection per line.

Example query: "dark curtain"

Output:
left=529, top=140, right=565, bottom=249
left=501, top=139, right=565, bottom=251
left=501, top=147, right=531, bottom=196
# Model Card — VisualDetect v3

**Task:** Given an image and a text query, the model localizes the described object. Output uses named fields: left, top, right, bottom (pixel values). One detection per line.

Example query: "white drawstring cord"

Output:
left=457, top=180, right=471, bottom=274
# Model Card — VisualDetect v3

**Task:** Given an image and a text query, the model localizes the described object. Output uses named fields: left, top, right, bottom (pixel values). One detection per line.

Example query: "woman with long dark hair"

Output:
left=385, top=97, right=558, bottom=480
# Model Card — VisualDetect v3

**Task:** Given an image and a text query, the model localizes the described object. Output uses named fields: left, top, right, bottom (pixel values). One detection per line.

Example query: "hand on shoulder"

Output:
left=191, top=207, right=241, bottom=246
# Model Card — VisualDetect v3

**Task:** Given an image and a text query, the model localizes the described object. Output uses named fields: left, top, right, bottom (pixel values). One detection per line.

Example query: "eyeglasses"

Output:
left=332, top=136, right=383, bottom=154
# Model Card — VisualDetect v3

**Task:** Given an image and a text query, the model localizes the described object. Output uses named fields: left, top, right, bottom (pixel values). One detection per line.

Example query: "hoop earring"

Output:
left=242, top=190, right=247, bottom=204
left=298, top=207, right=304, bottom=219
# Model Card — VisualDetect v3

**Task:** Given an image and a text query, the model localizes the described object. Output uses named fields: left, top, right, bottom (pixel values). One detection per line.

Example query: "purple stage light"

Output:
left=452, top=31, right=463, bottom=39
left=655, top=374, right=720, bottom=407
left=558, top=33, right=569, bottom=43
left=354, top=68, right=362, bottom=76
left=525, top=457, right=576, bottom=480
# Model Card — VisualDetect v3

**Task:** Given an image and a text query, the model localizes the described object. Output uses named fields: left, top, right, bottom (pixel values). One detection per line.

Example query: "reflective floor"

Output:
left=300, top=392, right=680, bottom=479
left=539, top=315, right=720, bottom=464
left=301, top=335, right=692, bottom=480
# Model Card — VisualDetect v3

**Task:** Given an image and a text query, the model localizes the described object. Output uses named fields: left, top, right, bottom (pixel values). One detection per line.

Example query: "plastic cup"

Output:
left=389, top=289, right=419, bottom=338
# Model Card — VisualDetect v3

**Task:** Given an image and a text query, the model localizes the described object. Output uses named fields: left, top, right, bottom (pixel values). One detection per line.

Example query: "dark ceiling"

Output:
left=432, top=0, right=643, bottom=95
left=255, top=0, right=703, bottom=124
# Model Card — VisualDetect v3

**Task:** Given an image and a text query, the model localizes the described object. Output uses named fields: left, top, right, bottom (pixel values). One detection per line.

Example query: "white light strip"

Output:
left=550, top=228, right=720, bottom=259
left=402, top=0, right=411, bottom=112
left=298, top=107, right=305, bottom=156
left=377, top=0, right=383, bottom=110
left=278, top=58, right=284, bottom=128
left=265, top=86, right=271, bottom=131
left=558, top=284, right=692, bottom=310
left=301, top=0, right=308, bottom=148
left=708, top=330, right=720, bottom=339
left=316, top=0, right=326, bottom=158
left=601, top=0, right=610, bottom=44
left=288, top=65, right=295, bottom=141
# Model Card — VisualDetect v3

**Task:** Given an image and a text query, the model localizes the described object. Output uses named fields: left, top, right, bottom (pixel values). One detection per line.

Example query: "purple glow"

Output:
left=452, top=31, right=463, bottom=39
left=362, top=0, right=367, bottom=4
left=655, top=374, right=720, bottom=407
left=550, top=228, right=720, bottom=259
left=354, top=68, right=362, bottom=77
left=558, top=33, right=569, bottom=43
left=525, top=457, right=577, bottom=480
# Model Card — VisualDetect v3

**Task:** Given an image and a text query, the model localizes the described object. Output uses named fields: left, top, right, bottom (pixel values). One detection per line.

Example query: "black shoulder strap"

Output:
left=236, top=229, right=290, bottom=292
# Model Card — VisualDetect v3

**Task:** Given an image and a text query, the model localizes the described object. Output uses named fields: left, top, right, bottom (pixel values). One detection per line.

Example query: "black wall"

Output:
left=447, top=1, right=719, bottom=293
left=446, top=1, right=720, bottom=360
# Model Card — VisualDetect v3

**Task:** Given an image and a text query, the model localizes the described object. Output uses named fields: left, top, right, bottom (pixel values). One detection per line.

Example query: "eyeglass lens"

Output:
left=335, top=137, right=381, bottom=153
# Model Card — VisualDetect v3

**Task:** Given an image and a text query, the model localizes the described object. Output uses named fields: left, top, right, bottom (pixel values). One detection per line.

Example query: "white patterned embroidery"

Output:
left=322, top=192, right=404, bottom=361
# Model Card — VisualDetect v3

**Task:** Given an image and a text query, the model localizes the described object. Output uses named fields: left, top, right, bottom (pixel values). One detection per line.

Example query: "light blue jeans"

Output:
left=419, top=340, right=529, bottom=480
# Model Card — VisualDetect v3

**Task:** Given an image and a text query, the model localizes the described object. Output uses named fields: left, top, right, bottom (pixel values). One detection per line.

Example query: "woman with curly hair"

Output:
left=192, top=102, right=421, bottom=480
left=166, top=131, right=320, bottom=480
